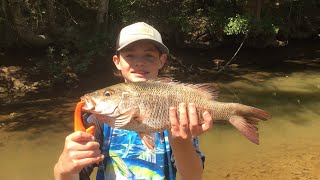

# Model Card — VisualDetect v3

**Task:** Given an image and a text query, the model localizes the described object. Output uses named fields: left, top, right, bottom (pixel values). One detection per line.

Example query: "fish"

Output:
left=81, top=79, right=271, bottom=150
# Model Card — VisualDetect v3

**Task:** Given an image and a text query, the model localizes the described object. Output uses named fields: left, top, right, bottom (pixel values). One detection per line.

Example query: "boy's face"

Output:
left=113, top=40, right=167, bottom=82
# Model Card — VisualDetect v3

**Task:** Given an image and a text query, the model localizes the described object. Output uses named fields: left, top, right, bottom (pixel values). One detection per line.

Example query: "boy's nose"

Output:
left=133, top=58, right=146, bottom=66
left=134, top=62, right=144, bottom=67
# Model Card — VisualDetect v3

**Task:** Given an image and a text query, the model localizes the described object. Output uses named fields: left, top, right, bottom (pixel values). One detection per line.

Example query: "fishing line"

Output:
left=170, top=30, right=248, bottom=75
left=222, top=85, right=242, bottom=103
left=215, top=32, right=248, bottom=102
left=217, top=32, right=248, bottom=73
left=170, top=30, right=249, bottom=102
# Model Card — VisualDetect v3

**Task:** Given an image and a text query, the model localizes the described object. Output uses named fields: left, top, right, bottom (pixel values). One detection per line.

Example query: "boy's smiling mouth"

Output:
left=131, top=70, right=149, bottom=76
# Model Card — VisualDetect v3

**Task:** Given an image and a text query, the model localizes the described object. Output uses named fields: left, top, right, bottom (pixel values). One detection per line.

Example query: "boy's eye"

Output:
left=144, top=54, right=156, bottom=60
left=122, top=52, right=158, bottom=62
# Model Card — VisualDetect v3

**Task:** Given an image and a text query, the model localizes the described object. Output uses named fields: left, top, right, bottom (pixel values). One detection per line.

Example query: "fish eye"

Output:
left=104, top=91, right=111, bottom=96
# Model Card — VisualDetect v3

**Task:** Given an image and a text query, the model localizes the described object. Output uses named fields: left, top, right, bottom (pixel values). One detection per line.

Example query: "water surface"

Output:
left=199, top=70, right=320, bottom=180
left=0, top=67, right=319, bottom=180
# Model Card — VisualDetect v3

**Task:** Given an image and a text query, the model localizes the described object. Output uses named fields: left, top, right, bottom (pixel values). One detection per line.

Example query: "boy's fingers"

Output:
left=178, top=103, right=190, bottom=139
left=66, top=141, right=101, bottom=152
left=72, top=155, right=104, bottom=168
left=67, top=131, right=95, bottom=142
left=201, top=111, right=213, bottom=131
left=169, top=107, right=179, bottom=136
left=69, top=149, right=102, bottom=160
left=188, top=103, right=200, bottom=136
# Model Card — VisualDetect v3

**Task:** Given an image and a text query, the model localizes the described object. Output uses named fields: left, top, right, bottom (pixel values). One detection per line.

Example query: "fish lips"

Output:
left=81, top=96, right=119, bottom=115
left=80, top=95, right=98, bottom=111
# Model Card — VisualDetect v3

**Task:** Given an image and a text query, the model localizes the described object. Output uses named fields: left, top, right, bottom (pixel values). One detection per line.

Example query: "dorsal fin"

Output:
left=147, top=77, right=219, bottom=100
left=191, top=83, right=219, bottom=100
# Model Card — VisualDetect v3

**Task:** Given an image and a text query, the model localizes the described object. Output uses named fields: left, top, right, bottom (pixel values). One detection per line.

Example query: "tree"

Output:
left=96, top=0, right=110, bottom=34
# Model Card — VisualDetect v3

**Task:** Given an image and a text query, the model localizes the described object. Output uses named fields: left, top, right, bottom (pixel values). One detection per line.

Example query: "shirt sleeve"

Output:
left=79, top=113, right=104, bottom=180
left=192, top=137, right=205, bottom=168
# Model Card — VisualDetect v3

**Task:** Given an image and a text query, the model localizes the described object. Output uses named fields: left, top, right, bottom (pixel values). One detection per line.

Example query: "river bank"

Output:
left=1, top=39, right=319, bottom=106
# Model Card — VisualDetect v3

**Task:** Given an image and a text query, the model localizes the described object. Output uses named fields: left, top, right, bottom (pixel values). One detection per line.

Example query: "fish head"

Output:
left=80, top=84, right=138, bottom=118
left=81, top=87, right=120, bottom=115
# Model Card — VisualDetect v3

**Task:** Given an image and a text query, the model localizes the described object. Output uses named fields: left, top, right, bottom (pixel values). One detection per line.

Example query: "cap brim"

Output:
left=117, top=36, right=169, bottom=54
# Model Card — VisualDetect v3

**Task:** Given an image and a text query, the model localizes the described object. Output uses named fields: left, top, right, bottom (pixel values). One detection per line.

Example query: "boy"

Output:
left=54, top=22, right=213, bottom=180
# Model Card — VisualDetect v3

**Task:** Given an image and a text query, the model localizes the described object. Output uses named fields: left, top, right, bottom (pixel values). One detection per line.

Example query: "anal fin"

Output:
left=138, top=133, right=156, bottom=151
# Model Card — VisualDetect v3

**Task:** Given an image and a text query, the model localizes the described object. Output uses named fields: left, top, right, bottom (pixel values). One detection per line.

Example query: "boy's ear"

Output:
left=113, top=55, right=121, bottom=70
left=159, top=54, right=167, bottom=69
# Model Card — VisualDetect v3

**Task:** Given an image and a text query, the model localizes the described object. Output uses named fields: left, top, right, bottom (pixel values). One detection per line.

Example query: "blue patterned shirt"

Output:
left=80, top=114, right=204, bottom=180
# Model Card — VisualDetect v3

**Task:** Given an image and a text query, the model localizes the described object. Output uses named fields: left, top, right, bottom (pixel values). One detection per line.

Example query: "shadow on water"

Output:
left=0, top=99, right=75, bottom=134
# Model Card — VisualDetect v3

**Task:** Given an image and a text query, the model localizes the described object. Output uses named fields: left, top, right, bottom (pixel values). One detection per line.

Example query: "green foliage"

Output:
left=252, top=17, right=280, bottom=35
left=223, top=14, right=280, bottom=36
left=42, top=34, right=113, bottom=85
left=176, top=8, right=209, bottom=41
left=109, top=0, right=135, bottom=24
left=207, top=1, right=247, bottom=38
left=224, top=14, right=249, bottom=35
left=1, top=0, right=318, bottom=87
left=45, top=45, right=76, bottom=84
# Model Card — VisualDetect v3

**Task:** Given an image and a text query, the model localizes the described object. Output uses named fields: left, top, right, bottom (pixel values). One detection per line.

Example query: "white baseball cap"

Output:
left=116, top=22, right=169, bottom=54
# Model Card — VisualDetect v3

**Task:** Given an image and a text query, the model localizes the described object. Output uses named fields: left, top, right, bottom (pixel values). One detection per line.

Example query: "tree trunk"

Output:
left=1, top=0, right=7, bottom=17
left=96, top=0, right=110, bottom=34
left=104, top=0, right=109, bottom=32
left=8, top=0, right=52, bottom=47
left=46, top=0, right=62, bottom=38
left=0, top=0, right=11, bottom=47
left=46, top=0, right=55, bottom=30
left=256, top=0, right=262, bottom=21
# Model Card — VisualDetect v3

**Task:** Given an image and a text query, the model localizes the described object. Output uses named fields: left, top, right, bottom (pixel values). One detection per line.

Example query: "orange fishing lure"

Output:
left=74, top=101, right=95, bottom=135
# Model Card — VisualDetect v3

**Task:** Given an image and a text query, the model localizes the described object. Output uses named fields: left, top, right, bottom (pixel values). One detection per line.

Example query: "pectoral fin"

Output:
left=112, top=91, right=139, bottom=129
left=95, top=109, right=137, bottom=129
left=113, top=109, right=137, bottom=129
left=138, top=133, right=156, bottom=151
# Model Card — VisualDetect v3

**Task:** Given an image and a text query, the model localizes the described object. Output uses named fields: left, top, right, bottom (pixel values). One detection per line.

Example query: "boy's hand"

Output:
left=168, top=103, right=212, bottom=179
left=169, top=103, right=213, bottom=139
left=54, top=131, right=104, bottom=176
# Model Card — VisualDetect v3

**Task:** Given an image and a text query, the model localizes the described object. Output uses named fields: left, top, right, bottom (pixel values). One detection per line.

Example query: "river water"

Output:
left=0, top=45, right=319, bottom=179
left=200, top=69, right=320, bottom=180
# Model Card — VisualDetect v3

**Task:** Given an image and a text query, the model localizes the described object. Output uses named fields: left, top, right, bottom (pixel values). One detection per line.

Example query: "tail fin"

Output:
left=228, top=104, right=271, bottom=144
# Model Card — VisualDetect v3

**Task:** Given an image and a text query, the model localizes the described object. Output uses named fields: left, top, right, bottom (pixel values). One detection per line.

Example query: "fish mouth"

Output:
left=80, top=96, right=99, bottom=112
left=80, top=95, right=119, bottom=116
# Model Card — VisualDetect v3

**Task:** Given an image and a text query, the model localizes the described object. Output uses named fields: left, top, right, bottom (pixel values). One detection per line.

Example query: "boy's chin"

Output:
left=128, top=75, right=148, bottom=82
left=130, top=73, right=158, bottom=81
left=126, top=73, right=158, bottom=82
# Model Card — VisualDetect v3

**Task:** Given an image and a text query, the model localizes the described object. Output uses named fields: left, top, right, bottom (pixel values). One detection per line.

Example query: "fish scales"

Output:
left=128, top=81, right=210, bottom=131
